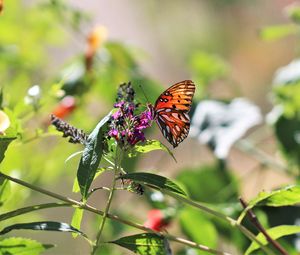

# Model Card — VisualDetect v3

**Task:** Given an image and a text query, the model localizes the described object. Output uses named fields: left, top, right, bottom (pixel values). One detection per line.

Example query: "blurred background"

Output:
left=1, top=0, right=300, bottom=254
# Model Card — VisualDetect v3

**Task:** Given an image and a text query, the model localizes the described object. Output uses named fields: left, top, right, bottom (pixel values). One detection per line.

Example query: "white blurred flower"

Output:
left=150, top=191, right=165, bottom=202
left=0, top=110, right=10, bottom=135
left=24, top=85, right=41, bottom=106
left=273, top=59, right=300, bottom=85
left=190, top=98, right=262, bottom=159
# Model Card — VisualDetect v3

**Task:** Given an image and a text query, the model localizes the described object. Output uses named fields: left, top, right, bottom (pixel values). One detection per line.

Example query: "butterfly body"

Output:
left=150, top=80, right=195, bottom=148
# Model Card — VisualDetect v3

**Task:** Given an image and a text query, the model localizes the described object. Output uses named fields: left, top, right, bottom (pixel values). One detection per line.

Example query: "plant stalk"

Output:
left=0, top=171, right=229, bottom=254
left=91, top=147, right=122, bottom=254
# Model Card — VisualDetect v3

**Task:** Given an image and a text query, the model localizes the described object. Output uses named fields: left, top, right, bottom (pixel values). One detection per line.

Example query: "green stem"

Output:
left=91, top=147, right=122, bottom=254
left=159, top=188, right=276, bottom=255
left=0, top=171, right=268, bottom=255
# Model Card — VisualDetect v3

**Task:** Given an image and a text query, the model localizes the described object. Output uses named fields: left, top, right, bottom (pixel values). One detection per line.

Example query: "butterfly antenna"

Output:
left=138, top=84, right=150, bottom=103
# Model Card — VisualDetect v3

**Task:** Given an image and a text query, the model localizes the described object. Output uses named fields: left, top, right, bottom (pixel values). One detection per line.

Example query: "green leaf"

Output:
left=0, top=237, right=54, bottom=255
left=176, top=165, right=238, bottom=203
left=71, top=208, right=84, bottom=238
left=0, top=136, right=16, bottom=164
left=245, top=225, right=300, bottom=254
left=118, top=172, right=186, bottom=196
left=73, top=167, right=106, bottom=193
left=129, top=140, right=176, bottom=162
left=179, top=207, right=217, bottom=252
left=0, top=221, right=87, bottom=238
left=0, top=203, right=70, bottom=221
left=260, top=24, right=298, bottom=41
left=287, top=6, right=300, bottom=24
left=0, top=176, right=10, bottom=207
left=77, top=112, right=110, bottom=199
left=238, top=185, right=300, bottom=223
left=110, top=233, right=170, bottom=255
left=248, top=185, right=300, bottom=208
left=189, top=51, right=229, bottom=97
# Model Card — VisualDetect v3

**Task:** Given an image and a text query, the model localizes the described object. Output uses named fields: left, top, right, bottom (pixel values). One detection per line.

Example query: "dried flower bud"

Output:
left=51, top=114, right=87, bottom=144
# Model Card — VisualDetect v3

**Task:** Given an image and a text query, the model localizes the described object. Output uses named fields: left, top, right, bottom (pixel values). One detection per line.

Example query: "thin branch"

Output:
left=235, top=139, right=290, bottom=174
left=0, top=171, right=228, bottom=255
left=239, top=197, right=288, bottom=255
left=91, top=148, right=121, bottom=254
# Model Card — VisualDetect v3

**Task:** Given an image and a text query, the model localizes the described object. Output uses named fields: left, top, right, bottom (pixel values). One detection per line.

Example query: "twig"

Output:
left=91, top=148, right=122, bottom=254
left=235, top=139, right=291, bottom=174
left=239, top=197, right=288, bottom=255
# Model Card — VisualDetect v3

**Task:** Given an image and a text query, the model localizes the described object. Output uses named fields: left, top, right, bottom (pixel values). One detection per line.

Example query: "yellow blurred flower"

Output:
left=87, top=25, right=108, bottom=54
left=0, top=110, right=10, bottom=135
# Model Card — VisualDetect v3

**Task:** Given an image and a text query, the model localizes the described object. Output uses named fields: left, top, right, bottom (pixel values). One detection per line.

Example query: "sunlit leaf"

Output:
left=118, top=172, right=186, bottom=196
left=260, top=24, right=298, bottom=41
left=249, top=185, right=300, bottom=208
left=179, top=207, right=217, bottom=250
left=0, top=237, right=54, bottom=255
left=0, top=221, right=87, bottom=237
left=245, top=225, right=300, bottom=254
left=238, top=185, right=300, bottom=223
left=0, top=176, right=10, bottom=207
left=77, top=112, right=110, bottom=199
left=71, top=208, right=84, bottom=238
left=129, top=140, right=176, bottom=162
left=110, top=233, right=170, bottom=255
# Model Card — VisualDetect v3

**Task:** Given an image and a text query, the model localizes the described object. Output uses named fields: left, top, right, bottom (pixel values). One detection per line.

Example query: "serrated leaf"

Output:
left=0, top=237, right=54, bottom=255
left=260, top=24, right=298, bottom=41
left=71, top=208, right=83, bottom=238
left=77, top=112, right=110, bottom=199
left=129, top=140, right=176, bottom=162
left=0, top=221, right=87, bottom=238
left=238, top=185, right=300, bottom=223
left=118, top=172, right=186, bottom=196
left=110, top=233, right=170, bottom=255
left=249, top=185, right=300, bottom=208
left=245, top=225, right=300, bottom=254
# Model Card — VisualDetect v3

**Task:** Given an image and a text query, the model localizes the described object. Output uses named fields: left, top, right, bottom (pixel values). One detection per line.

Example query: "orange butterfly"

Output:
left=150, top=80, right=196, bottom=148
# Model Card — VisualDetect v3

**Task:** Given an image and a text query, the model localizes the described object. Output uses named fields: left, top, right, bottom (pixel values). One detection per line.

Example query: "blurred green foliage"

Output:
left=0, top=1, right=300, bottom=255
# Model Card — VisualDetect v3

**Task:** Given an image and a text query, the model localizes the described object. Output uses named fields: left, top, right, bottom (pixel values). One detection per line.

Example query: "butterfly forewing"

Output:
left=154, top=80, right=195, bottom=147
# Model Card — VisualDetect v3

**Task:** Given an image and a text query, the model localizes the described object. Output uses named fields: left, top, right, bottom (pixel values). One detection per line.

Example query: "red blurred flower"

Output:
left=144, top=209, right=170, bottom=231
left=51, top=96, right=76, bottom=119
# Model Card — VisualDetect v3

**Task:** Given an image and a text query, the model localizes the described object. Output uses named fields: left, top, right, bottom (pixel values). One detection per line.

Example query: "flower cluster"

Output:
left=107, top=82, right=153, bottom=149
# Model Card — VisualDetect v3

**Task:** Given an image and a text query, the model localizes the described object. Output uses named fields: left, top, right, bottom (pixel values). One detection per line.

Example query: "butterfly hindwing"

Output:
left=156, top=109, right=191, bottom=147
left=153, top=80, right=195, bottom=147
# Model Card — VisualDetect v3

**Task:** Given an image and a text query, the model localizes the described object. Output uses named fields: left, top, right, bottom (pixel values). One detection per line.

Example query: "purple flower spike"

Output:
left=107, top=82, right=154, bottom=149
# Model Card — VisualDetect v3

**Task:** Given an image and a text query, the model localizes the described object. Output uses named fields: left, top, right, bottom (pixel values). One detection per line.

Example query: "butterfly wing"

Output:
left=154, top=80, right=195, bottom=147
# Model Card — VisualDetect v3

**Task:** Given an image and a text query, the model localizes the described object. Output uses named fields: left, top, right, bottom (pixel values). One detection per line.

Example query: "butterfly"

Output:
left=149, top=80, right=196, bottom=148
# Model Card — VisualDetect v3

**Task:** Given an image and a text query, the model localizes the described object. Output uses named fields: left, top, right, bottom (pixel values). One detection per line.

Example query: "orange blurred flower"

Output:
left=87, top=25, right=108, bottom=54
left=0, top=0, right=3, bottom=14
left=51, top=96, right=76, bottom=119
